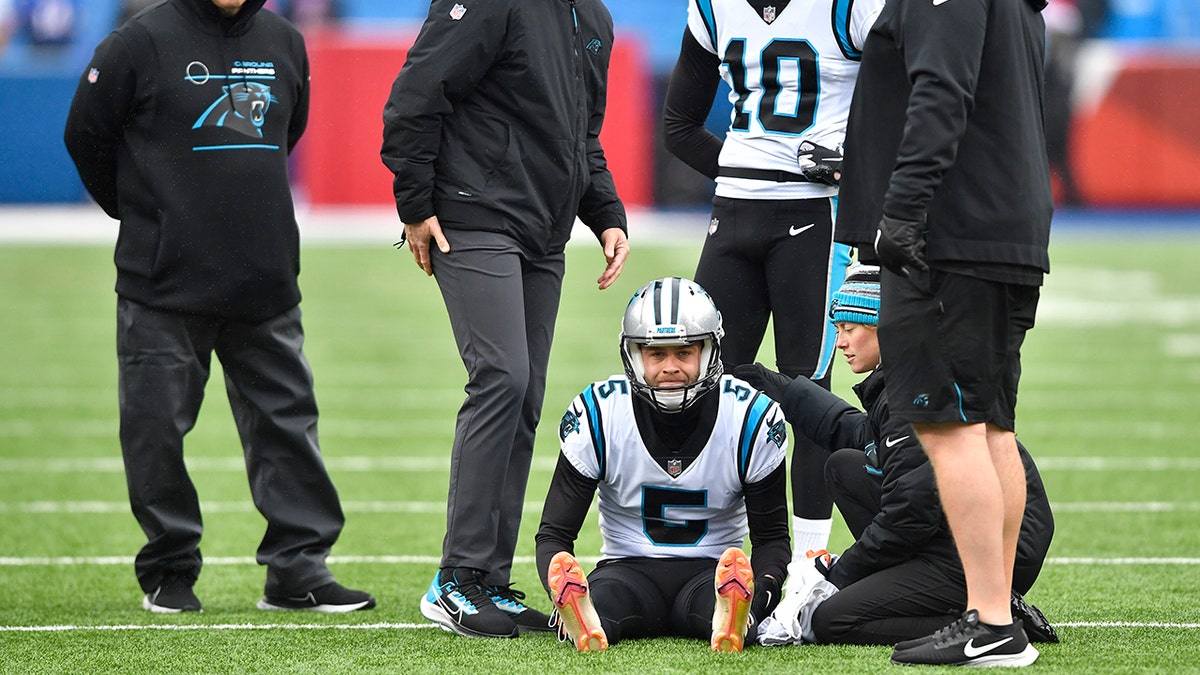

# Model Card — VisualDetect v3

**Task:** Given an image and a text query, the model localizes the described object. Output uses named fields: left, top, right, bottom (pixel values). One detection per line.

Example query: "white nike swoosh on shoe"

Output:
left=963, top=636, right=1015, bottom=657
left=789, top=224, right=815, bottom=236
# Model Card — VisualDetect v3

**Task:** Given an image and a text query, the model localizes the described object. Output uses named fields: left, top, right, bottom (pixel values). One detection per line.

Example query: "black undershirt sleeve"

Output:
left=534, top=454, right=599, bottom=596
left=744, top=461, right=792, bottom=617
left=663, top=29, right=725, bottom=180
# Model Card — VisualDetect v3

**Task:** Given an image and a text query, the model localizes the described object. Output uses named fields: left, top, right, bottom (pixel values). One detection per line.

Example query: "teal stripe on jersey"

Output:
left=832, top=0, right=861, bottom=60
left=582, top=385, right=607, bottom=480
left=737, top=391, right=772, bottom=482
left=696, top=0, right=718, bottom=50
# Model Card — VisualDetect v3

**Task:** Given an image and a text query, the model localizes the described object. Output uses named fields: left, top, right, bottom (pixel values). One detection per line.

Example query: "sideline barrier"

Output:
left=300, top=29, right=653, bottom=208
left=1070, top=44, right=1200, bottom=207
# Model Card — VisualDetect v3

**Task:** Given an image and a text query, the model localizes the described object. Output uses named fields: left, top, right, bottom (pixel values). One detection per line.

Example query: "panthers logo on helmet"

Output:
left=559, top=410, right=581, bottom=441
left=194, top=82, right=276, bottom=138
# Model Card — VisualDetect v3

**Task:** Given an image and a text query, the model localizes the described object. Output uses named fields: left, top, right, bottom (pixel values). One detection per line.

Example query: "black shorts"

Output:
left=877, top=268, right=1039, bottom=430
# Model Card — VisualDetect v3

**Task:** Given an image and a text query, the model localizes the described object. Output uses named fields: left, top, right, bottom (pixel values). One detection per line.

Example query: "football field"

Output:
left=1, top=210, right=1198, bottom=673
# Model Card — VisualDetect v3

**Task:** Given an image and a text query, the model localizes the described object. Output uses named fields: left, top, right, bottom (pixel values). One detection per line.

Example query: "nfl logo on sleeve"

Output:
left=449, top=3, right=467, bottom=20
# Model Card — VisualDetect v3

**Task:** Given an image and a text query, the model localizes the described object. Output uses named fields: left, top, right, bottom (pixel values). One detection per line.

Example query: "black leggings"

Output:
left=588, top=557, right=717, bottom=644
left=811, top=448, right=967, bottom=645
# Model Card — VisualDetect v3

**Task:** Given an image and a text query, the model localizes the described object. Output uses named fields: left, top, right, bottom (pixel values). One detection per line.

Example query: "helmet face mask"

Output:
left=620, top=277, right=724, bottom=413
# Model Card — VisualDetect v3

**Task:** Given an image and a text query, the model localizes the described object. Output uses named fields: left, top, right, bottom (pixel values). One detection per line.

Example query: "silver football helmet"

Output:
left=620, top=277, right=724, bottom=413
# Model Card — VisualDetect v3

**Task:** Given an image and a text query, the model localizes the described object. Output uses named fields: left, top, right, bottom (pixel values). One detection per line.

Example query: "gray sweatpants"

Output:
left=430, top=229, right=565, bottom=586
left=116, top=298, right=343, bottom=596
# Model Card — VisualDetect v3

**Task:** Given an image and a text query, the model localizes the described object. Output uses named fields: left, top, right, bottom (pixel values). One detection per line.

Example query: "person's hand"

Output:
left=597, top=228, right=629, bottom=290
left=732, top=363, right=792, bottom=401
left=797, top=140, right=843, bottom=186
left=874, top=215, right=927, bottom=277
left=750, top=573, right=782, bottom=624
left=808, top=549, right=839, bottom=579
left=404, top=215, right=450, bottom=276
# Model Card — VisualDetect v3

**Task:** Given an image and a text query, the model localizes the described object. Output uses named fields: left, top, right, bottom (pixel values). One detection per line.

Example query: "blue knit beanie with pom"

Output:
left=829, top=264, right=881, bottom=326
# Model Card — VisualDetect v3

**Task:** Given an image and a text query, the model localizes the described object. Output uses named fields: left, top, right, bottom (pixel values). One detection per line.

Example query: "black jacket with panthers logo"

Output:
left=64, top=0, right=309, bottom=321
left=380, top=0, right=627, bottom=257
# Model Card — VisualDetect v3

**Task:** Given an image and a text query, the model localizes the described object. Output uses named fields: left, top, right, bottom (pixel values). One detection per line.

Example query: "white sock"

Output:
left=791, top=516, right=833, bottom=557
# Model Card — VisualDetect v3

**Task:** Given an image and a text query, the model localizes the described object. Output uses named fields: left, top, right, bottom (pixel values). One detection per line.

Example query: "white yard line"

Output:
left=3, top=456, right=1199, bottom=473
left=2, top=555, right=1198, bottom=567
left=0, top=622, right=440, bottom=632
left=2, top=500, right=1199, bottom=515
left=1, top=620, right=1196, bottom=633
left=0, top=206, right=702, bottom=246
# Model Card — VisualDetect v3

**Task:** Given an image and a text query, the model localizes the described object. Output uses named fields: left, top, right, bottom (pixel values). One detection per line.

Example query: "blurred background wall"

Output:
left=2, top=0, right=1199, bottom=209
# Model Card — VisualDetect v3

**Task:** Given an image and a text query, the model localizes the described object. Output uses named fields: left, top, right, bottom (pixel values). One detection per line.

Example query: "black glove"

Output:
left=732, top=363, right=792, bottom=401
left=874, top=215, right=928, bottom=277
left=797, top=140, right=843, bottom=186
left=750, top=573, right=782, bottom=626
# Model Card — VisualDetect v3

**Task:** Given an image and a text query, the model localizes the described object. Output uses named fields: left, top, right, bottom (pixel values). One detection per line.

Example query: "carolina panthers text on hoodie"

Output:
left=64, top=0, right=309, bottom=321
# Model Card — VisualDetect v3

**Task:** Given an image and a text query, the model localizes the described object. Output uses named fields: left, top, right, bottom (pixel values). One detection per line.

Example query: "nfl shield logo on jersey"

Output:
left=449, top=3, right=467, bottom=20
left=763, top=5, right=777, bottom=23
left=667, top=459, right=683, bottom=477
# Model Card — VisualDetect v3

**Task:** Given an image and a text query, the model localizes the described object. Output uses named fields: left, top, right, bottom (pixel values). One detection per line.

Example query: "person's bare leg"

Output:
left=913, top=421, right=1011, bottom=625
left=987, top=424, right=1026, bottom=604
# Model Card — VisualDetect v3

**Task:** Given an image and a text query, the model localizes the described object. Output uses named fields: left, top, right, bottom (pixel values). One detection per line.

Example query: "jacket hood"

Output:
left=182, top=0, right=267, bottom=34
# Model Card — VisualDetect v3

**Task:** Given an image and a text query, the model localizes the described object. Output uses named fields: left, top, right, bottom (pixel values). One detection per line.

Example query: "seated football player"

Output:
left=534, top=277, right=792, bottom=652
left=735, top=264, right=1058, bottom=648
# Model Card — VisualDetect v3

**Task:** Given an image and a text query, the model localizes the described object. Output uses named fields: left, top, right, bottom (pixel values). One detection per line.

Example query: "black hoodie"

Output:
left=835, top=0, right=1053, bottom=278
left=64, top=0, right=310, bottom=321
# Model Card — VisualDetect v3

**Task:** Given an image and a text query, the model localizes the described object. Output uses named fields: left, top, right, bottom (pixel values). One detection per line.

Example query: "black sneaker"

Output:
left=257, top=581, right=376, bottom=613
left=1011, top=590, right=1059, bottom=643
left=891, top=610, right=1039, bottom=667
left=892, top=611, right=967, bottom=652
left=489, top=584, right=554, bottom=633
left=143, top=574, right=202, bottom=613
left=420, top=568, right=518, bottom=638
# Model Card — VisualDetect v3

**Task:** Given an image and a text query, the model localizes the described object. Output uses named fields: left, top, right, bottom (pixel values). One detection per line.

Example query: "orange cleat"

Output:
left=547, top=551, right=608, bottom=651
left=711, top=546, right=755, bottom=652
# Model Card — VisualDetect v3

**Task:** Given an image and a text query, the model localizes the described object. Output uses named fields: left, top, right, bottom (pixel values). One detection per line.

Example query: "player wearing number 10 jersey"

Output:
left=663, top=0, right=885, bottom=577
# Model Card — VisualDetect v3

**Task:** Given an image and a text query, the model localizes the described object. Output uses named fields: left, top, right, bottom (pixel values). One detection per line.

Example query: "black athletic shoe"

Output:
left=1011, top=590, right=1059, bottom=643
left=143, top=573, right=202, bottom=613
left=891, top=609, right=1039, bottom=667
left=489, top=584, right=554, bottom=633
left=421, top=568, right=518, bottom=638
left=892, top=611, right=968, bottom=652
left=257, top=581, right=376, bottom=613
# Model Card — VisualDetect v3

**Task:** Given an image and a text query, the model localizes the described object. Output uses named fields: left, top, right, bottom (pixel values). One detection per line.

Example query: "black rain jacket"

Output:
left=380, top=0, right=627, bottom=257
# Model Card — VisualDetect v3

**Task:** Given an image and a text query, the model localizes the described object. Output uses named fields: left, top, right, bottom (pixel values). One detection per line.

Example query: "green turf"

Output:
left=1, top=232, right=1199, bottom=673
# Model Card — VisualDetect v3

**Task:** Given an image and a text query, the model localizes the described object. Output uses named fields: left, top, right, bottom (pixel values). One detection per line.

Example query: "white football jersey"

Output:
left=687, top=0, right=884, bottom=199
left=558, top=374, right=788, bottom=561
